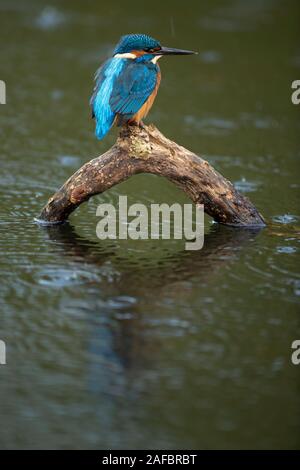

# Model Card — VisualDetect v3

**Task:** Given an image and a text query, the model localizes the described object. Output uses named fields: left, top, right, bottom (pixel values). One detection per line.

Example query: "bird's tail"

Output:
left=94, top=112, right=115, bottom=140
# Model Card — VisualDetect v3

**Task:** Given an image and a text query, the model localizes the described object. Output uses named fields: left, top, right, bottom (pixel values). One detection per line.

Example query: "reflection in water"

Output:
left=41, top=223, right=262, bottom=398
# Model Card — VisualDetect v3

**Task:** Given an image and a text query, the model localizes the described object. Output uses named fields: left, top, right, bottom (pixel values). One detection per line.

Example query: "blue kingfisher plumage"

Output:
left=90, top=33, right=197, bottom=140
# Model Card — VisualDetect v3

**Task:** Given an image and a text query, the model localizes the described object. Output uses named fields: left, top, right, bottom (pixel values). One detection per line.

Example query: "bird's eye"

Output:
left=144, top=47, right=160, bottom=53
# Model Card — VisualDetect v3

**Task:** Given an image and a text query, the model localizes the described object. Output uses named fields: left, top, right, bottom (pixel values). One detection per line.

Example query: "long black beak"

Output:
left=156, top=46, right=197, bottom=55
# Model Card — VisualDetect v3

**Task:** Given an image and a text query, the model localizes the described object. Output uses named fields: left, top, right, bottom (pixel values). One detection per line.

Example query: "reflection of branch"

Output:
left=44, top=222, right=114, bottom=264
left=38, top=124, right=265, bottom=226
left=41, top=223, right=261, bottom=289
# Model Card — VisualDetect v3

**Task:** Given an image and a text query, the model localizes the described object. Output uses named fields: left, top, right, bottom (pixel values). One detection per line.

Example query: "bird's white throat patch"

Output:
left=151, top=55, right=162, bottom=64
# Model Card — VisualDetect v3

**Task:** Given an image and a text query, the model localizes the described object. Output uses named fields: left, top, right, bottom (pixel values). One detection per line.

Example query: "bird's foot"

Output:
left=127, top=120, right=147, bottom=133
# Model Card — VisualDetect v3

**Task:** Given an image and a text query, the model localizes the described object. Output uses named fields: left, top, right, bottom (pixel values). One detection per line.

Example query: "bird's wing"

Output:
left=109, top=61, right=158, bottom=117
left=90, top=58, right=127, bottom=139
left=90, top=58, right=113, bottom=119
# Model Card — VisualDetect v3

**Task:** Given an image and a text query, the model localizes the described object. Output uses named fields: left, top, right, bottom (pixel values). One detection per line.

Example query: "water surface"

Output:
left=0, top=0, right=299, bottom=449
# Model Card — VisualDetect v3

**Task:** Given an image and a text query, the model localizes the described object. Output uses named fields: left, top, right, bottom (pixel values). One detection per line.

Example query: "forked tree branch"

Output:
left=38, top=124, right=265, bottom=226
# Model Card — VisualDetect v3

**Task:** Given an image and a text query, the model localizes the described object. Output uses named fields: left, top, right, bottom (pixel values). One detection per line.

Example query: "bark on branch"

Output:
left=38, top=124, right=265, bottom=226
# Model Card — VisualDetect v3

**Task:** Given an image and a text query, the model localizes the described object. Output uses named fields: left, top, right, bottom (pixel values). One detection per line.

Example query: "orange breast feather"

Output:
left=130, top=70, right=161, bottom=124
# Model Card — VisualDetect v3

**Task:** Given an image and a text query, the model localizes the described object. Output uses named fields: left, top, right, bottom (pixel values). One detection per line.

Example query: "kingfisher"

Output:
left=90, top=33, right=197, bottom=140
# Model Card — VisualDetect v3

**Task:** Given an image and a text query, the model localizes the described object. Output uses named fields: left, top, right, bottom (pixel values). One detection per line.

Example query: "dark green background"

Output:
left=0, top=0, right=299, bottom=449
